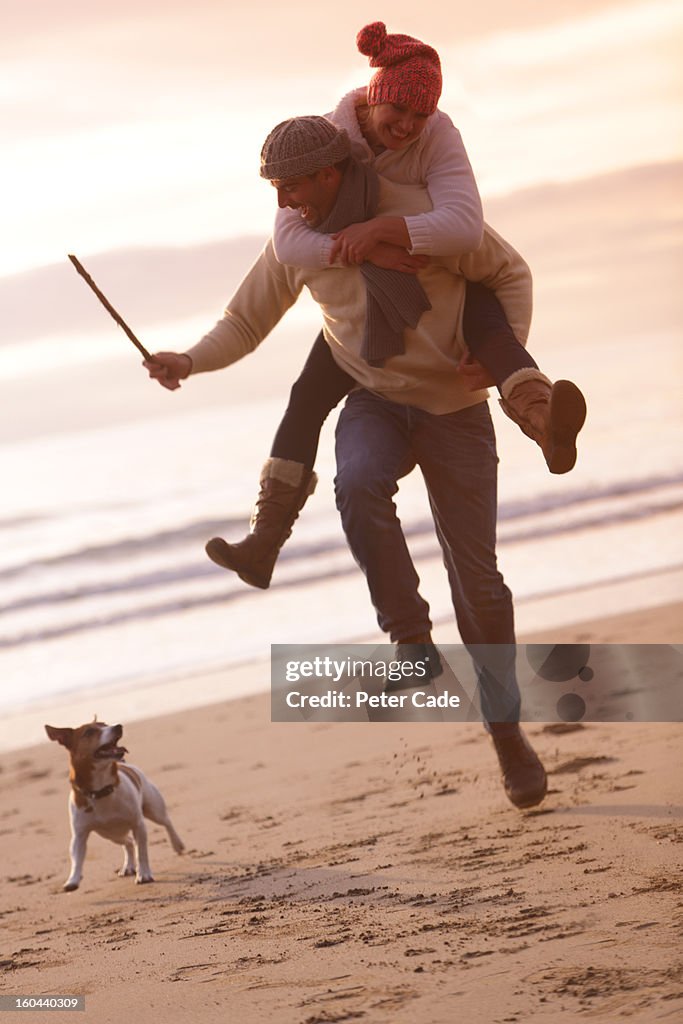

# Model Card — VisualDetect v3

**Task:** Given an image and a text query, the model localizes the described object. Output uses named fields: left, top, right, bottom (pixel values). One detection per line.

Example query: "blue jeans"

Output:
left=334, top=390, right=520, bottom=725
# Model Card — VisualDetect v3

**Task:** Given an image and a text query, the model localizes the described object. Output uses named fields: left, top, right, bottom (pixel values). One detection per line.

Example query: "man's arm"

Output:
left=145, top=242, right=302, bottom=389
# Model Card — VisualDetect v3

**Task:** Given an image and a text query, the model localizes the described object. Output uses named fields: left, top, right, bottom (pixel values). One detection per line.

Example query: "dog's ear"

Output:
left=45, top=725, right=74, bottom=748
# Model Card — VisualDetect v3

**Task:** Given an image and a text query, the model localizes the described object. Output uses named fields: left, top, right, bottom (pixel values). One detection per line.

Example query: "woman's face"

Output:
left=365, top=102, right=430, bottom=151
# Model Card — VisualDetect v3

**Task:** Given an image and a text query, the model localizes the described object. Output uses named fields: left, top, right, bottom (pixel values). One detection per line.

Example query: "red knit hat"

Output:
left=357, top=21, right=442, bottom=116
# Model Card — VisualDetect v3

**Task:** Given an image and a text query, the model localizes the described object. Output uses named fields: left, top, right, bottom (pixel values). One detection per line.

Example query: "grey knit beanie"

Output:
left=260, top=116, right=351, bottom=180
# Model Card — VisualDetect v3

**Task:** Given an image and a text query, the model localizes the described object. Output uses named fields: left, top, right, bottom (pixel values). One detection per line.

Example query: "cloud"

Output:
left=4, top=0, right=681, bottom=276
left=439, top=0, right=683, bottom=194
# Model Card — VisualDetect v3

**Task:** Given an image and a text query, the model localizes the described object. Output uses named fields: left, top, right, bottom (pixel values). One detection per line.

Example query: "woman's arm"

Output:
left=272, top=205, right=337, bottom=268
left=273, top=205, right=429, bottom=272
left=273, top=109, right=485, bottom=265
left=403, top=112, right=484, bottom=256
left=328, top=113, right=485, bottom=263
left=329, top=215, right=410, bottom=264
left=273, top=199, right=417, bottom=269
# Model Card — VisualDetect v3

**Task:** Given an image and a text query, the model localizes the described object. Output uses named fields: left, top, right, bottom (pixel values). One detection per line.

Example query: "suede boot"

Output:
left=489, top=723, right=547, bottom=809
left=205, top=458, right=317, bottom=589
left=499, top=369, right=586, bottom=474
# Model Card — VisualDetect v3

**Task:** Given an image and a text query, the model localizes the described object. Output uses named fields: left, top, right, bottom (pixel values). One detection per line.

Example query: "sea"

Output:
left=1, top=318, right=682, bottom=734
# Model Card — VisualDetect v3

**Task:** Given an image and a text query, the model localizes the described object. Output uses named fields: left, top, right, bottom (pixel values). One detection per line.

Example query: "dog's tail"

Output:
left=166, top=824, right=185, bottom=854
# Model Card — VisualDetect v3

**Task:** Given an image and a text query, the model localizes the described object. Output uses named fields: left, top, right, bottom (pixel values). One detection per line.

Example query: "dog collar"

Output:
left=75, top=782, right=117, bottom=800
left=91, top=784, right=116, bottom=799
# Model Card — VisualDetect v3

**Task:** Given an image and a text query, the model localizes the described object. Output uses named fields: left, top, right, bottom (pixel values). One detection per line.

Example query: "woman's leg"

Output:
left=462, top=281, right=537, bottom=390
left=463, top=281, right=586, bottom=474
left=205, top=331, right=353, bottom=587
left=270, top=331, right=354, bottom=469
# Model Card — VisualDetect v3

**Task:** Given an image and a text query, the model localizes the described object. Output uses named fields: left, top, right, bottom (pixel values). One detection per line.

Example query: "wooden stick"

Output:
left=68, top=254, right=153, bottom=361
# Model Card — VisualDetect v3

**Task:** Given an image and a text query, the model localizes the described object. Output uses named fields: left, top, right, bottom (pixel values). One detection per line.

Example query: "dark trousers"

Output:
left=334, top=391, right=520, bottom=723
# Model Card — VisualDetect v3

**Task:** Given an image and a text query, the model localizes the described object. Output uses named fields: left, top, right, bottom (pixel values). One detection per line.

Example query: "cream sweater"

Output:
left=186, top=178, right=531, bottom=416
left=272, top=88, right=484, bottom=268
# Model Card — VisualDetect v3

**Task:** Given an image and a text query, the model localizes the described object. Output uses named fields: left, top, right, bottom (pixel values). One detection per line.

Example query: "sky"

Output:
left=3, top=0, right=682, bottom=279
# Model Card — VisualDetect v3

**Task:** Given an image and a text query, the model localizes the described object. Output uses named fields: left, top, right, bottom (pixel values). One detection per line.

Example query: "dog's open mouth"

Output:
left=95, top=741, right=128, bottom=761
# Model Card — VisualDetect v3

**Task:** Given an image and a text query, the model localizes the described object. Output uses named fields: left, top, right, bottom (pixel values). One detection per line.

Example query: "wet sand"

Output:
left=0, top=602, right=681, bottom=1023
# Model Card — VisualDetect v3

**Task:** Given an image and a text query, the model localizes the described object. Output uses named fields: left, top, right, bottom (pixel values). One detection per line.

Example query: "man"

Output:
left=145, top=116, right=547, bottom=810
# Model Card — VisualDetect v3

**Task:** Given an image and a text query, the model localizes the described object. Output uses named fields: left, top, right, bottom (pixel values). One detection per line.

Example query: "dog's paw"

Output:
left=118, top=868, right=136, bottom=877
left=63, top=881, right=80, bottom=892
left=135, top=874, right=154, bottom=884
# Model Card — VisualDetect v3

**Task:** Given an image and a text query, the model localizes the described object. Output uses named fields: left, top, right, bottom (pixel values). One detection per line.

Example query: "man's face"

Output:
left=271, top=168, right=339, bottom=227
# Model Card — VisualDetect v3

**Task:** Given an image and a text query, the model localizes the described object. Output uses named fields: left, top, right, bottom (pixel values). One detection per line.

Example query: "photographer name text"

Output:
left=285, top=689, right=461, bottom=710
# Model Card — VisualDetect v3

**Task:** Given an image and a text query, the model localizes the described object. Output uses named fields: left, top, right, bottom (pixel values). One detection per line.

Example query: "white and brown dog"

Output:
left=45, top=719, right=184, bottom=891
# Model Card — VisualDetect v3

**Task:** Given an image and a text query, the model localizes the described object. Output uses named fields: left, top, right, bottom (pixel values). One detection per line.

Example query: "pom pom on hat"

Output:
left=356, top=22, right=442, bottom=116
left=356, top=21, right=388, bottom=59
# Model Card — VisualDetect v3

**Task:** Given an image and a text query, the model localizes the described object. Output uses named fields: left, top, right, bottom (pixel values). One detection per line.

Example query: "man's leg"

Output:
left=412, top=401, right=547, bottom=808
left=334, top=390, right=432, bottom=642
left=410, top=402, right=519, bottom=720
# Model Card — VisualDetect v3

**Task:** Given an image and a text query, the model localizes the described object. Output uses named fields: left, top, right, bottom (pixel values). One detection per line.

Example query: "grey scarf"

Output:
left=315, top=158, right=431, bottom=367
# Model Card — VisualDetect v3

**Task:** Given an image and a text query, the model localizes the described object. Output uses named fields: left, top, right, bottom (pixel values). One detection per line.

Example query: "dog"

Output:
left=45, top=718, right=184, bottom=891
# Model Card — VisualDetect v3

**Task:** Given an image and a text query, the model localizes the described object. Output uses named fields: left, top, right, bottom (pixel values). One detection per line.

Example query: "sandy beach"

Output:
left=1, top=601, right=681, bottom=1024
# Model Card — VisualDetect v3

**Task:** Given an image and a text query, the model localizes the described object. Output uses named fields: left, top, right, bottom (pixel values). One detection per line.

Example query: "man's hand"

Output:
left=366, top=243, right=429, bottom=274
left=457, top=351, right=495, bottom=391
left=143, top=352, right=192, bottom=391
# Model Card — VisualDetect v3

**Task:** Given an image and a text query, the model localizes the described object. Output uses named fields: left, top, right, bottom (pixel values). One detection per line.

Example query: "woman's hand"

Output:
left=329, top=216, right=412, bottom=265
left=330, top=220, right=382, bottom=265
left=366, top=243, right=429, bottom=274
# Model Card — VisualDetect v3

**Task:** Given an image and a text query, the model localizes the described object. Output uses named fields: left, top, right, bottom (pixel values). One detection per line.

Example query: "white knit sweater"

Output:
left=272, top=88, right=484, bottom=268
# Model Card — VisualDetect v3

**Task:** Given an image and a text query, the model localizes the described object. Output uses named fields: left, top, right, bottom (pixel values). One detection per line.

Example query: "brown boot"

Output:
left=205, top=458, right=317, bottom=589
left=499, top=369, right=586, bottom=474
left=490, top=723, right=547, bottom=809
left=387, top=632, right=443, bottom=692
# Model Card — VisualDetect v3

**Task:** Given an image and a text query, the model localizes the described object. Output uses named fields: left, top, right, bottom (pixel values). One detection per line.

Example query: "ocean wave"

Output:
left=0, top=516, right=242, bottom=581
left=2, top=550, right=681, bottom=654
left=2, top=470, right=682, bottom=585
left=0, top=469, right=681, bottom=660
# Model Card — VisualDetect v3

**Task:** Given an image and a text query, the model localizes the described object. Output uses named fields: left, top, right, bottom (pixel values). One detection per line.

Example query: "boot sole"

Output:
left=506, top=775, right=548, bottom=809
left=547, top=380, right=587, bottom=474
left=205, top=538, right=271, bottom=589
